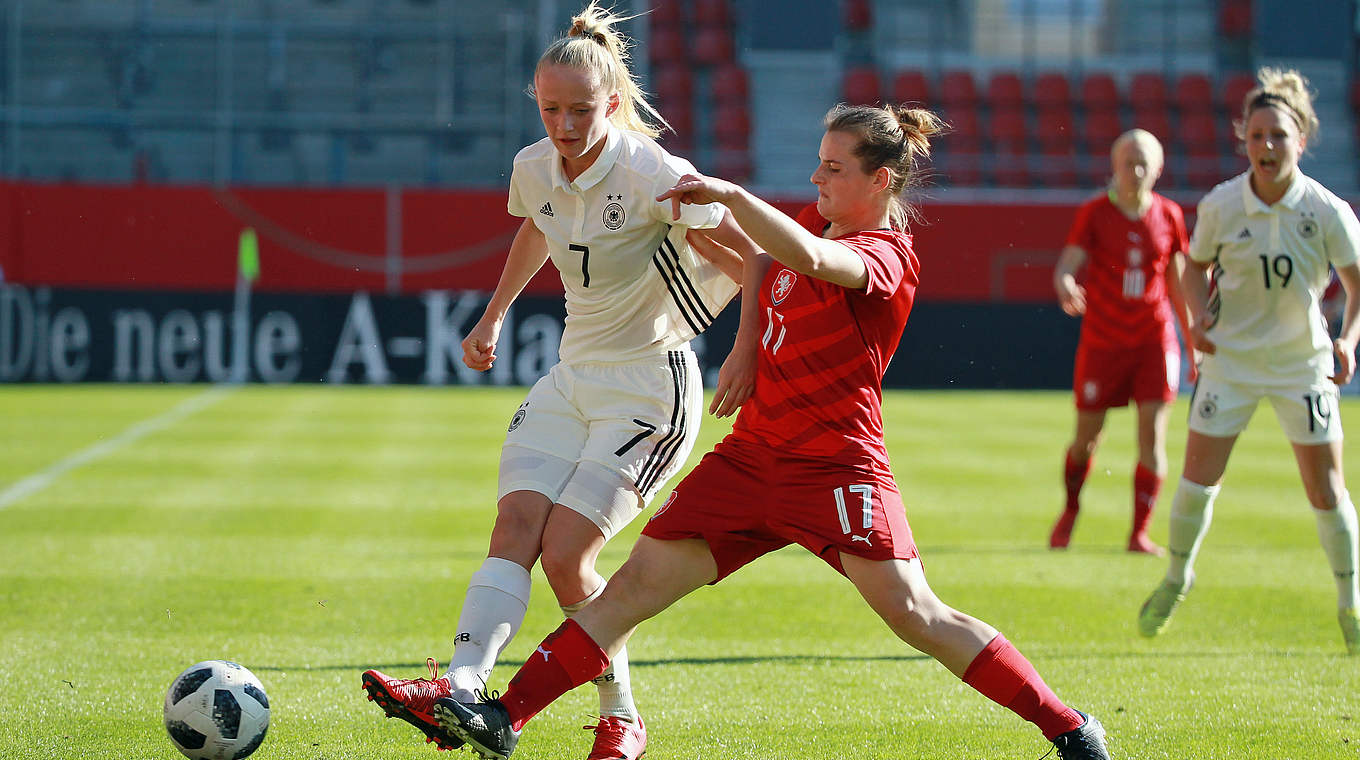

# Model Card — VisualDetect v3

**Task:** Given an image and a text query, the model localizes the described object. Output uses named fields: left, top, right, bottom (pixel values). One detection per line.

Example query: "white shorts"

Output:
left=497, top=349, right=703, bottom=539
left=1188, top=375, right=1344, bottom=444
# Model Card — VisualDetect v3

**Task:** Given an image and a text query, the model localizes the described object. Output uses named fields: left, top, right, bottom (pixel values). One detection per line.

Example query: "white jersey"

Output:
left=1188, top=171, right=1360, bottom=386
left=507, top=126, right=737, bottom=364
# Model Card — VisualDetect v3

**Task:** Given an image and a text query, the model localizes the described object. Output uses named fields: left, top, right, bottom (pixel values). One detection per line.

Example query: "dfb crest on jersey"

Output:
left=771, top=269, right=797, bottom=305
left=1298, top=217, right=1318, bottom=238
left=602, top=201, right=625, bottom=230
left=508, top=403, right=528, bottom=432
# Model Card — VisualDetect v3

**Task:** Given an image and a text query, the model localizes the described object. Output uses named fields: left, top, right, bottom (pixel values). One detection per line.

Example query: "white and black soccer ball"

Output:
left=163, top=660, right=270, bottom=760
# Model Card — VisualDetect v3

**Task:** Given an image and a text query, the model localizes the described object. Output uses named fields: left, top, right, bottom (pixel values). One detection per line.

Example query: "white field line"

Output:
left=0, top=385, right=236, bottom=510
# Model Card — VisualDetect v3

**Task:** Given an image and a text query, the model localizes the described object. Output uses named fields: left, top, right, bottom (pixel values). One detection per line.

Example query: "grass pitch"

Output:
left=1, top=384, right=1357, bottom=759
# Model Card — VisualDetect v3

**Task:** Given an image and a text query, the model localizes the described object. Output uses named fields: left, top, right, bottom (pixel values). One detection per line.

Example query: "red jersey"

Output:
left=1066, top=193, right=1188, bottom=350
left=729, top=205, right=919, bottom=469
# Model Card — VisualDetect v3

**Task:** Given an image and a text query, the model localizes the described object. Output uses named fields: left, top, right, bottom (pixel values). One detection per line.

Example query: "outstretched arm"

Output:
left=688, top=229, right=770, bottom=416
left=659, top=174, right=868, bottom=289
left=1178, top=257, right=1217, bottom=357
left=462, top=218, right=550, bottom=371
left=1052, top=244, right=1088, bottom=316
left=1165, top=251, right=1198, bottom=381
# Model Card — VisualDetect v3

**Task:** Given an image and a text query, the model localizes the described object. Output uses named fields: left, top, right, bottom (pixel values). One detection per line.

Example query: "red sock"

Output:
left=499, top=620, right=610, bottom=731
left=1063, top=451, right=1092, bottom=512
left=962, top=634, right=1084, bottom=741
left=1132, top=463, right=1163, bottom=537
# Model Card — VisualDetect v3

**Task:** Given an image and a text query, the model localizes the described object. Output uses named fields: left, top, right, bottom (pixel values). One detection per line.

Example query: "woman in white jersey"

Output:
left=1137, top=68, right=1360, bottom=654
left=360, top=5, right=755, bottom=758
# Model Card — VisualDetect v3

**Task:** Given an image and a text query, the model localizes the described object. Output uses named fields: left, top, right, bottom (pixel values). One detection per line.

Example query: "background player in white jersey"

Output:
left=1137, top=68, right=1360, bottom=654
left=360, top=5, right=756, bottom=758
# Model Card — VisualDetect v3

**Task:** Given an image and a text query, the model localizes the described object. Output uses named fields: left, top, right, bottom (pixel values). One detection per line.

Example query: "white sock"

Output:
left=1313, top=493, right=1359, bottom=610
left=446, top=557, right=531, bottom=701
left=1166, top=478, right=1220, bottom=586
left=562, top=577, right=637, bottom=721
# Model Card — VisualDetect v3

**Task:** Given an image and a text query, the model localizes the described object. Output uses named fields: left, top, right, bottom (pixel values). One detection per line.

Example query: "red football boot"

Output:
left=584, top=715, right=647, bottom=760
left=361, top=658, right=464, bottom=750
left=1049, top=508, right=1078, bottom=549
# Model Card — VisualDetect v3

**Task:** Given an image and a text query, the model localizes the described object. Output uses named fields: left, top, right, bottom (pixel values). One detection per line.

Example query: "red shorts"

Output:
left=1072, top=338, right=1179, bottom=411
left=642, top=436, right=918, bottom=582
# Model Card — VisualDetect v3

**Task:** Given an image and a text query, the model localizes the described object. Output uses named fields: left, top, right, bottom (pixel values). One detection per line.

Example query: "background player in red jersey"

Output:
left=430, top=103, right=1111, bottom=760
left=1049, top=129, right=1192, bottom=555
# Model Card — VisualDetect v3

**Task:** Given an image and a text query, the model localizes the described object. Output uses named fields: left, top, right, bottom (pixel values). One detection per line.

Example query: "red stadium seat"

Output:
left=1083, top=109, right=1124, bottom=152
left=649, top=27, right=687, bottom=66
left=990, top=146, right=1031, bottom=188
left=1032, top=71, right=1073, bottom=113
left=938, top=70, right=979, bottom=110
left=693, top=0, right=732, bottom=27
left=1129, top=108, right=1171, bottom=145
left=940, top=152, right=983, bottom=186
left=843, top=0, right=872, bottom=31
left=657, top=97, right=693, bottom=140
left=988, top=107, right=1027, bottom=153
left=691, top=26, right=734, bottom=67
left=1220, top=71, right=1256, bottom=115
left=1218, top=0, right=1252, bottom=37
left=985, top=71, right=1025, bottom=111
left=1173, top=72, right=1214, bottom=115
left=942, top=106, right=982, bottom=152
left=1035, top=109, right=1075, bottom=152
left=891, top=70, right=932, bottom=106
left=1080, top=73, right=1120, bottom=113
left=1179, top=111, right=1219, bottom=153
left=651, top=64, right=693, bottom=104
left=1035, top=143, right=1079, bottom=188
left=842, top=66, right=882, bottom=106
left=1128, top=72, right=1168, bottom=112
left=710, top=63, right=749, bottom=105
left=649, top=1, right=685, bottom=26
left=713, top=103, right=751, bottom=149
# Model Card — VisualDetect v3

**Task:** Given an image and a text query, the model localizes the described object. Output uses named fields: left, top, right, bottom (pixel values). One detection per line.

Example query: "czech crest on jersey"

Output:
left=772, top=269, right=797, bottom=305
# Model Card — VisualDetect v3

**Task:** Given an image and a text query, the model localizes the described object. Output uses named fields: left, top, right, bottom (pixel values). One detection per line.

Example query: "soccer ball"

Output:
left=163, top=660, right=270, bottom=760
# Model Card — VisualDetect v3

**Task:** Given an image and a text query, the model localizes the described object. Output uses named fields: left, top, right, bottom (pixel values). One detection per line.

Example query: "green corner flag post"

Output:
left=231, top=228, right=259, bottom=383
left=238, top=227, right=260, bottom=283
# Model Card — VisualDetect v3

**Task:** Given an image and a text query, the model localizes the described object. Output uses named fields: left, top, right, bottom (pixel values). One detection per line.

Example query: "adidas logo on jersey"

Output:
left=1237, top=227, right=1251, bottom=239
left=539, top=202, right=554, bottom=217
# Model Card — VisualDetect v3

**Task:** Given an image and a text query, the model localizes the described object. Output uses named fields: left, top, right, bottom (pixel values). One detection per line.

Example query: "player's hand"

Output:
left=1330, top=337, right=1356, bottom=385
left=709, top=341, right=756, bottom=418
left=657, top=173, right=740, bottom=221
left=1186, top=349, right=1200, bottom=383
left=1188, top=322, right=1216, bottom=356
left=462, top=320, right=501, bottom=371
left=686, top=229, right=744, bottom=284
left=1056, top=279, right=1086, bottom=316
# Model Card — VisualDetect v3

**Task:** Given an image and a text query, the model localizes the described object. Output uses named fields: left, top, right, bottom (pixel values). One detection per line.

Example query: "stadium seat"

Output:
left=693, top=0, right=732, bottom=27
left=658, top=97, right=693, bottom=140
left=691, top=26, right=735, bottom=66
left=649, top=27, right=687, bottom=65
left=652, top=64, right=693, bottom=104
left=1129, top=108, right=1171, bottom=145
left=649, top=1, right=685, bottom=26
left=710, top=63, right=749, bottom=105
left=985, top=71, right=1025, bottom=112
left=1218, top=0, right=1252, bottom=37
left=1173, top=72, right=1214, bottom=115
left=1032, top=71, right=1073, bottom=113
left=990, top=145, right=1031, bottom=188
left=1079, top=73, right=1120, bottom=113
left=891, top=70, right=932, bottom=106
left=939, top=151, right=983, bottom=187
left=843, top=0, right=872, bottom=31
left=713, top=103, right=751, bottom=149
left=988, top=108, right=1028, bottom=154
left=1035, top=109, right=1076, bottom=152
left=1220, top=71, right=1256, bottom=115
left=1035, top=143, right=1079, bottom=188
left=842, top=65, right=882, bottom=106
left=942, top=106, right=982, bottom=152
left=1082, top=109, right=1123, bottom=152
left=1179, top=111, right=1219, bottom=153
left=1128, top=72, right=1168, bottom=113
left=938, top=70, right=979, bottom=111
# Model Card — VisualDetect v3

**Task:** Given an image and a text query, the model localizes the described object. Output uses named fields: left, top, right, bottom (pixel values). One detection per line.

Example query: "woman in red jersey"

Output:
left=1049, top=129, right=1192, bottom=554
left=430, top=103, right=1112, bottom=760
